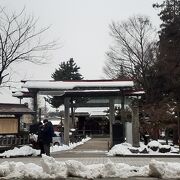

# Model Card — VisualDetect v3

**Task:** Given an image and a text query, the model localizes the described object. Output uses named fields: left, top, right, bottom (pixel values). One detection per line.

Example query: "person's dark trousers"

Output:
left=39, top=141, right=45, bottom=155
left=43, top=144, right=50, bottom=156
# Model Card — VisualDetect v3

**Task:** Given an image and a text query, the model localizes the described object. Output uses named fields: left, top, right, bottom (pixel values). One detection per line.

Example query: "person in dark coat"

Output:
left=42, top=119, right=54, bottom=156
left=37, top=122, right=45, bottom=155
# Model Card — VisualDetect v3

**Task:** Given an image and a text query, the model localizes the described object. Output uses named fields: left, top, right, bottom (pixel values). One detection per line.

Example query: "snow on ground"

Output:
left=107, top=141, right=179, bottom=156
left=50, top=136, right=91, bottom=153
left=0, top=146, right=40, bottom=158
left=0, top=136, right=91, bottom=158
left=0, top=138, right=178, bottom=158
left=0, top=138, right=180, bottom=179
left=0, top=155, right=180, bottom=179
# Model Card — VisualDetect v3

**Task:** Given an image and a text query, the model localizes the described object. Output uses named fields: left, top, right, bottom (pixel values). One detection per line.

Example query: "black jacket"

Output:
left=42, top=121, right=54, bottom=144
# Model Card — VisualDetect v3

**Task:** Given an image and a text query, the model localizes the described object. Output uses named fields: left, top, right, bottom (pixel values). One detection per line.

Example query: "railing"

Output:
left=0, top=136, right=30, bottom=147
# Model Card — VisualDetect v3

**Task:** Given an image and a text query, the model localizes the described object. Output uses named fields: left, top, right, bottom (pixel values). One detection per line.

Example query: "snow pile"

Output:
left=0, top=161, right=46, bottom=179
left=148, top=140, right=161, bottom=148
left=0, top=155, right=180, bottom=179
left=64, top=158, right=148, bottom=179
left=149, top=159, right=180, bottom=179
left=0, top=137, right=91, bottom=158
left=107, top=143, right=132, bottom=156
left=41, top=154, right=67, bottom=178
left=51, top=136, right=91, bottom=152
left=107, top=141, right=179, bottom=156
left=0, top=155, right=149, bottom=179
left=0, top=145, right=40, bottom=158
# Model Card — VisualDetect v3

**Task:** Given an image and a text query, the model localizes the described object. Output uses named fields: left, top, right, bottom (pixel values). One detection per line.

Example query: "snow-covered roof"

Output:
left=89, top=111, right=107, bottom=117
left=50, top=120, right=61, bottom=125
left=0, top=103, right=34, bottom=115
left=75, top=107, right=107, bottom=117
left=130, top=90, right=145, bottom=95
left=22, top=80, right=134, bottom=90
left=12, top=91, right=24, bottom=97
left=12, top=80, right=145, bottom=99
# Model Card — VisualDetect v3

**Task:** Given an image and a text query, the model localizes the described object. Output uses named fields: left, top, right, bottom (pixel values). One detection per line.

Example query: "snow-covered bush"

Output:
left=158, top=145, right=171, bottom=153
left=147, top=141, right=161, bottom=151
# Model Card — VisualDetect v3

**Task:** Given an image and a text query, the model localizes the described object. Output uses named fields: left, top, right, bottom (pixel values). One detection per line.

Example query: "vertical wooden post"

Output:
left=70, top=98, right=75, bottom=128
left=109, top=97, right=115, bottom=147
left=64, top=97, right=70, bottom=145
left=39, top=108, right=42, bottom=122
left=132, top=99, right=140, bottom=147
left=121, top=94, right=125, bottom=139
left=33, top=92, right=38, bottom=123
left=178, top=110, right=180, bottom=151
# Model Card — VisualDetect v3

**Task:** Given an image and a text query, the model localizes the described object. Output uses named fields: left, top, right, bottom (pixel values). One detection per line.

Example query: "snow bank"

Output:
left=65, top=159, right=148, bottom=179
left=50, top=136, right=91, bottom=152
left=0, top=146, right=40, bottom=158
left=41, top=154, right=67, bottom=178
left=149, top=159, right=180, bottom=179
left=0, top=161, right=48, bottom=179
left=0, top=136, right=91, bottom=158
left=107, top=141, right=179, bottom=156
left=0, top=155, right=149, bottom=179
left=1, top=155, right=180, bottom=179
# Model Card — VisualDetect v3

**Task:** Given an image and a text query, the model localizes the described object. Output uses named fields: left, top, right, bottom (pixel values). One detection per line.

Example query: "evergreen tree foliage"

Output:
left=154, top=0, right=180, bottom=101
left=142, top=1, right=180, bottom=144
left=52, top=58, right=83, bottom=81
left=49, top=58, right=83, bottom=108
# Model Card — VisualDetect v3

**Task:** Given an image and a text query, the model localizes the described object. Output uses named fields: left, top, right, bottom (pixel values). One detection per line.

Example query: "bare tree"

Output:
left=104, top=15, right=157, bottom=90
left=0, top=7, right=57, bottom=85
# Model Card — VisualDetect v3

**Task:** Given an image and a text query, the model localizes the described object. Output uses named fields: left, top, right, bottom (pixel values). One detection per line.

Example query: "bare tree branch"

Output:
left=0, top=7, right=58, bottom=85
left=104, top=15, right=158, bottom=90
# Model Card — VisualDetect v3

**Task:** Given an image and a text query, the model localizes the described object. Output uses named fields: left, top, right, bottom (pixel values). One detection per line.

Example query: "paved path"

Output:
left=52, top=137, right=110, bottom=158
left=73, top=137, right=110, bottom=151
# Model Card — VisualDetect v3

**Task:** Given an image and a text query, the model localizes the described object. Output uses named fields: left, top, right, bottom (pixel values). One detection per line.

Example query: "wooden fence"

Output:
left=0, top=136, right=30, bottom=147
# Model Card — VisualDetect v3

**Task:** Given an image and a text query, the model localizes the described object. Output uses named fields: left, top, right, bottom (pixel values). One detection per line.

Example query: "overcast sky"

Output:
left=0, top=0, right=163, bottom=104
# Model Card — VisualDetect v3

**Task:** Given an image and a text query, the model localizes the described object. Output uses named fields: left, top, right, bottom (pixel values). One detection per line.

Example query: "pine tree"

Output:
left=154, top=0, right=180, bottom=101
left=149, top=0, right=180, bottom=143
left=49, top=58, right=83, bottom=108
left=52, top=58, right=83, bottom=81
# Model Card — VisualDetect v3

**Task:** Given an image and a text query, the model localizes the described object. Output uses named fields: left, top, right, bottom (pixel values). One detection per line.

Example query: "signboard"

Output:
left=0, top=118, right=19, bottom=134
left=22, top=114, right=33, bottom=124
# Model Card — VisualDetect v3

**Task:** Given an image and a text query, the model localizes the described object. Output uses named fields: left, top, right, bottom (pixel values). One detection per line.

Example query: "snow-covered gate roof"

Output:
left=21, top=79, right=134, bottom=90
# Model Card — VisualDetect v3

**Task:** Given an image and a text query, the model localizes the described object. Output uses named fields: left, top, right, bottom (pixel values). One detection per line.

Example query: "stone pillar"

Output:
left=132, top=100, right=140, bottom=147
left=109, top=97, right=115, bottom=147
left=126, top=122, right=132, bottom=144
left=64, top=97, right=70, bottom=145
